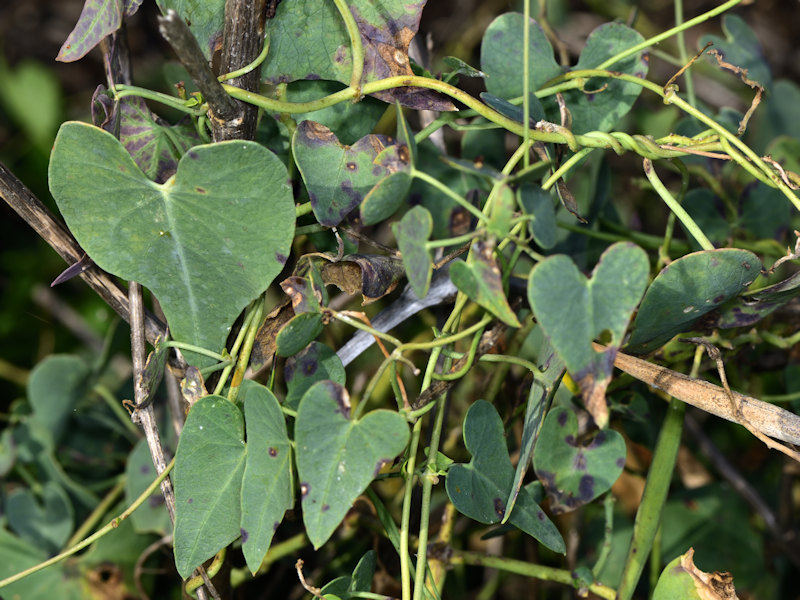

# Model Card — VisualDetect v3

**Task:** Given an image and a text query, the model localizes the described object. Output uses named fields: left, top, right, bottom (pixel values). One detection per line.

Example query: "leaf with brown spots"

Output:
left=295, top=380, right=409, bottom=548
left=528, top=242, right=649, bottom=427
left=262, top=0, right=454, bottom=111
left=293, top=121, right=403, bottom=226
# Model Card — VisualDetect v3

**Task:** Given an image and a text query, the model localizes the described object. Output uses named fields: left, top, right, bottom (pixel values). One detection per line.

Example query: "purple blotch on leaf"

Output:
left=301, top=357, right=317, bottom=376
left=557, top=410, right=568, bottom=426
left=276, top=252, right=287, bottom=265
left=493, top=497, right=505, bottom=519
left=616, top=457, right=626, bottom=468
left=240, top=528, right=249, bottom=543
left=195, top=186, right=206, bottom=194
left=140, top=464, right=151, bottom=475
left=573, top=452, right=587, bottom=471
left=269, top=447, right=278, bottom=457
left=187, top=151, right=199, bottom=160
left=578, top=475, right=595, bottom=500
left=322, top=504, right=330, bottom=512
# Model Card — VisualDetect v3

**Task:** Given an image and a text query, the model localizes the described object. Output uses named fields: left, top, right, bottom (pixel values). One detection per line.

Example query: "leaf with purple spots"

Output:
left=57, top=0, right=142, bottom=63
left=706, top=269, right=800, bottom=330
left=118, top=97, right=202, bottom=183
left=533, top=406, right=625, bottom=514
left=262, top=0, right=454, bottom=111
left=626, top=249, right=762, bottom=354
left=173, top=396, right=246, bottom=578
left=528, top=242, right=649, bottom=427
left=49, top=122, right=295, bottom=367
left=285, top=342, right=346, bottom=410
left=293, top=120, right=404, bottom=226
left=445, top=400, right=565, bottom=553
left=240, top=383, right=293, bottom=574
left=295, top=381, right=409, bottom=549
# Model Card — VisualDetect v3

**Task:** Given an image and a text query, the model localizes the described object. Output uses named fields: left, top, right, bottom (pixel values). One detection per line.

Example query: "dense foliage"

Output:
left=1, top=1, right=799, bottom=598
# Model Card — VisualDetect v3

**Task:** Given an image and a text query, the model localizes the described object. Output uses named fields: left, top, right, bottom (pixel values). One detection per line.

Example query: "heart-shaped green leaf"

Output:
left=173, top=396, right=246, bottom=578
left=450, top=242, right=521, bottom=327
left=295, top=381, right=409, bottom=549
left=533, top=406, right=625, bottom=513
left=6, top=481, right=73, bottom=554
left=561, top=22, right=648, bottom=133
left=293, top=121, right=405, bottom=227
left=49, top=122, right=294, bottom=367
left=240, top=383, right=293, bottom=574
left=480, top=13, right=563, bottom=99
left=626, top=249, right=762, bottom=354
left=392, top=205, right=433, bottom=299
left=528, top=242, right=649, bottom=427
left=445, top=400, right=564, bottom=553
left=28, top=355, right=90, bottom=443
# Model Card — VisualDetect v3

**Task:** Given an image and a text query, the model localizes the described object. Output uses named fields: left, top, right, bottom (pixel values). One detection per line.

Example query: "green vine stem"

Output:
left=227, top=298, right=264, bottom=402
left=217, top=33, right=270, bottom=82
left=615, top=348, right=699, bottom=599
left=331, top=0, right=365, bottom=92
left=643, top=158, right=713, bottom=251
left=449, top=551, right=617, bottom=599
left=0, top=458, right=175, bottom=591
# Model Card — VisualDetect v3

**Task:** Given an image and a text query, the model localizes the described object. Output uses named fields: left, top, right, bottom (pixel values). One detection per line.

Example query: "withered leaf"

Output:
left=321, top=254, right=406, bottom=304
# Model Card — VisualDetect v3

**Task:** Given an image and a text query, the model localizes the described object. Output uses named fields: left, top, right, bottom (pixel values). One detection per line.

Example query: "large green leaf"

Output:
left=295, top=381, right=409, bottom=549
left=528, top=242, right=649, bottom=427
left=49, top=122, right=294, bottom=366
left=533, top=406, right=625, bottom=513
left=240, top=384, right=293, bottom=574
left=445, top=400, right=564, bottom=553
left=173, top=396, right=246, bottom=578
left=626, top=249, right=762, bottom=354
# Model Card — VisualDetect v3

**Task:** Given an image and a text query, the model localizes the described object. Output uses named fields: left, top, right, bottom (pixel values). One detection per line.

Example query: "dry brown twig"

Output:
left=598, top=342, right=800, bottom=456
